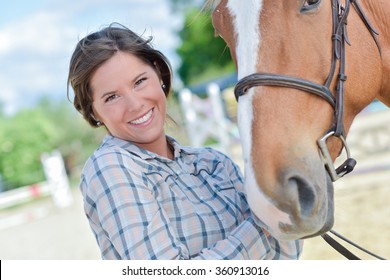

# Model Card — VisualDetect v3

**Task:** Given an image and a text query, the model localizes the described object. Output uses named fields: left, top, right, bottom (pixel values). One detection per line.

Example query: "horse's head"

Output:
left=209, top=0, right=383, bottom=240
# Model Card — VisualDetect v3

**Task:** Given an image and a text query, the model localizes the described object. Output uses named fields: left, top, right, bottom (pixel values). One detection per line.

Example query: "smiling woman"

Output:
left=66, top=23, right=303, bottom=260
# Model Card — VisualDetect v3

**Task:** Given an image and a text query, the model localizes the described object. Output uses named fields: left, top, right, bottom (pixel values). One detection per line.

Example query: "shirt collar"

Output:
left=100, top=134, right=199, bottom=161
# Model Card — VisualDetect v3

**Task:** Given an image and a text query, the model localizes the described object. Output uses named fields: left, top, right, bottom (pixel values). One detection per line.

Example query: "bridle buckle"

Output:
left=317, top=130, right=356, bottom=182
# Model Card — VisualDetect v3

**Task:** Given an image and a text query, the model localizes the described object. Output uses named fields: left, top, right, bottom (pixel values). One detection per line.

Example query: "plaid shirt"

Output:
left=80, top=135, right=303, bottom=259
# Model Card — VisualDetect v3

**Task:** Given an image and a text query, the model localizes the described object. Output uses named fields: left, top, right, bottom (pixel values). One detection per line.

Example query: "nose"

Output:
left=275, top=169, right=334, bottom=238
left=286, top=176, right=316, bottom=217
left=124, top=91, right=143, bottom=112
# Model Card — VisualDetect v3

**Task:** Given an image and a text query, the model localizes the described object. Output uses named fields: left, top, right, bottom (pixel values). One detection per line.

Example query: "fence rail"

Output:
left=335, top=109, right=390, bottom=188
left=0, top=182, right=51, bottom=210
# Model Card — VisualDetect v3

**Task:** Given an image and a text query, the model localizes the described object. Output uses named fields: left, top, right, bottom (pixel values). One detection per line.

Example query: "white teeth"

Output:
left=130, top=109, right=153, bottom=125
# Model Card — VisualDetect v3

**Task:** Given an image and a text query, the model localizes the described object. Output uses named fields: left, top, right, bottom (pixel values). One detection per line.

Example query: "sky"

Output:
left=0, top=0, right=185, bottom=115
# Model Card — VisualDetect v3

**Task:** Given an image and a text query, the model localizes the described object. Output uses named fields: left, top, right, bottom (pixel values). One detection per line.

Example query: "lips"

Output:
left=129, top=109, right=153, bottom=125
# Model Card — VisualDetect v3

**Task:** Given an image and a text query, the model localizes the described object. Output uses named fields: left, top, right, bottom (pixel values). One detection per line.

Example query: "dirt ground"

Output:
left=0, top=188, right=101, bottom=259
left=300, top=178, right=390, bottom=260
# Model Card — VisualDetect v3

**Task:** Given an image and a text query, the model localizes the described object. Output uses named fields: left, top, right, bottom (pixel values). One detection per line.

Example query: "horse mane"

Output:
left=204, top=0, right=214, bottom=6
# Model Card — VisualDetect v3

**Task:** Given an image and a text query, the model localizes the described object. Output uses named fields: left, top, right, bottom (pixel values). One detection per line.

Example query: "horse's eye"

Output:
left=306, top=0, right=321, bottom=5
left=301, top=0, right=322, bottom=12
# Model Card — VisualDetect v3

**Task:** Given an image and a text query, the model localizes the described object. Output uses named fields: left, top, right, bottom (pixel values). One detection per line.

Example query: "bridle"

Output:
left=233, top=0, right=384, bottom=259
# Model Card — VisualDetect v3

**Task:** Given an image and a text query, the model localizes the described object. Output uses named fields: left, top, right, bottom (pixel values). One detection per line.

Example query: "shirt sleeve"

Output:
left=81, top=148, right=302, bottom=260
left=191, top=216, right=303, bottom=259
left=202, top=151, right=303, bottom=260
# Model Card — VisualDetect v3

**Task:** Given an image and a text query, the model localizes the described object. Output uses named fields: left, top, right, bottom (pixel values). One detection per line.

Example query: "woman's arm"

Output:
left=214, top=150, right=303, bottom=260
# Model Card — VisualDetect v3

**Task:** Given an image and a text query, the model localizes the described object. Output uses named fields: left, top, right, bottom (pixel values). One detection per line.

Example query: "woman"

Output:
left=67, top=23, right=303, bottom=259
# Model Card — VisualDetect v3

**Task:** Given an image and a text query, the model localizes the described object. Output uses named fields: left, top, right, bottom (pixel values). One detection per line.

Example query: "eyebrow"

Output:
left=98, top=71, right=148, bottom=100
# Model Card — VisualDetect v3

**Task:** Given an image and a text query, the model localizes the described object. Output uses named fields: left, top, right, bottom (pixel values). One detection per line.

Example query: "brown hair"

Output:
left=67, top=23, right=173, bottom=127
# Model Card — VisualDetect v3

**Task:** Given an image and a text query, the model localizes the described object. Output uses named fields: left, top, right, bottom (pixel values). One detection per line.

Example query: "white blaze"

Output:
left=227, top=0, right=292, bottom=237
left=227, top=0, right=261, bottom=78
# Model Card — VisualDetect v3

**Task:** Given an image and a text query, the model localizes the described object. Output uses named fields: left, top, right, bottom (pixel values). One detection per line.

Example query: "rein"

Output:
left=233, top=0, right=384, bottom=259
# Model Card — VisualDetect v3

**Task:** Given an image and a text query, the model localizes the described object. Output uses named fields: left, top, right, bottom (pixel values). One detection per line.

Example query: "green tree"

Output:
left=176, top=7, right=235, bottom=86
left=0, top=97, right=104, bottom=191
left=0, top=101, right=4, bottom=117
left=0, top=108, right=57, bottom=190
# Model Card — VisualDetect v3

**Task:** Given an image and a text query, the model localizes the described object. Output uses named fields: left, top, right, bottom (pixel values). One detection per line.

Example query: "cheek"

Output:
left=93, top=103, right=121, bottom=124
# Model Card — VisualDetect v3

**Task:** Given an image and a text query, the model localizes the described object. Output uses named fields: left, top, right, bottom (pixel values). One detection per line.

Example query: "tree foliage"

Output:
left=0, top=109, right=55, bottom=189
left=176, top=8, right=235, bottom=86
left=0, top=98, right=103, bottom=191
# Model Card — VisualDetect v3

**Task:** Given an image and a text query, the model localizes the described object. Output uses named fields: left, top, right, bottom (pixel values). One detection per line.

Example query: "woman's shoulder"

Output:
left=88, top=136, right=130, bottom=160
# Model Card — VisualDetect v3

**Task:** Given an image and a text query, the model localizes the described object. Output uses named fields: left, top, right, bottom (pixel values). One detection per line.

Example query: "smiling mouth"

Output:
left=130, top=109, right=153, bottom=125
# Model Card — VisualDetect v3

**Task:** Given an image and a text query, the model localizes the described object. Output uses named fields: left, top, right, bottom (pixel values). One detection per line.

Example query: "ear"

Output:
left=90, top=111, right=102, bottom=123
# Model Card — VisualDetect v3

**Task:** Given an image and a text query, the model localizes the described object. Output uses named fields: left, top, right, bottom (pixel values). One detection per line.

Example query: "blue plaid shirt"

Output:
left=80, top=135, right=303, bottom=259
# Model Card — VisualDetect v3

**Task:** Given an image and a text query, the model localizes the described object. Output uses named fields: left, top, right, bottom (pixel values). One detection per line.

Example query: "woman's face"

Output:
left=91, top=51, right=167, bottom=150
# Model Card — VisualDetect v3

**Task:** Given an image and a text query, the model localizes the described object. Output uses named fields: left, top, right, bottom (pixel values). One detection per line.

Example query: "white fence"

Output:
left=179, top=83, right=238, bottom=155
left=0, top=182, right=51, bottom=210
left=336, top=108, right=390, bottom=188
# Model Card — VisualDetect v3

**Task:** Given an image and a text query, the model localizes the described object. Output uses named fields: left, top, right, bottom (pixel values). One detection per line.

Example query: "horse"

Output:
left=206, top=0, right=390, bottom=242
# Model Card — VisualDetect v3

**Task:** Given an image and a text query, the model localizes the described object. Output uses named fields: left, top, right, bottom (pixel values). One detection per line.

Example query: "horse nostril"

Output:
left=288, top=177, right=316, bottom=217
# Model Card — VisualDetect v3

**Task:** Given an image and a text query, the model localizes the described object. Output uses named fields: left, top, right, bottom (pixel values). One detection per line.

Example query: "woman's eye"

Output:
left=104, top=94, right=118, bottom=103
left=135, top=77, right=147, bottom=87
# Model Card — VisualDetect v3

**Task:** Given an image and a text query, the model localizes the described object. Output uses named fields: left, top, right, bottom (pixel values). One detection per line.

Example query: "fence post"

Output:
left=179, top=88, right=203, bottom=147
left=207, top=83, right=231, bottom=153
left=179, top=84, right=234, bottom=155
left=41, top=150, right=73, bottom=208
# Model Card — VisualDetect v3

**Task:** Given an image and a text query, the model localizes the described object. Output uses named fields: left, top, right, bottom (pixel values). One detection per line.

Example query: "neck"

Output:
left=137, top=134, right=173, bottom=160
